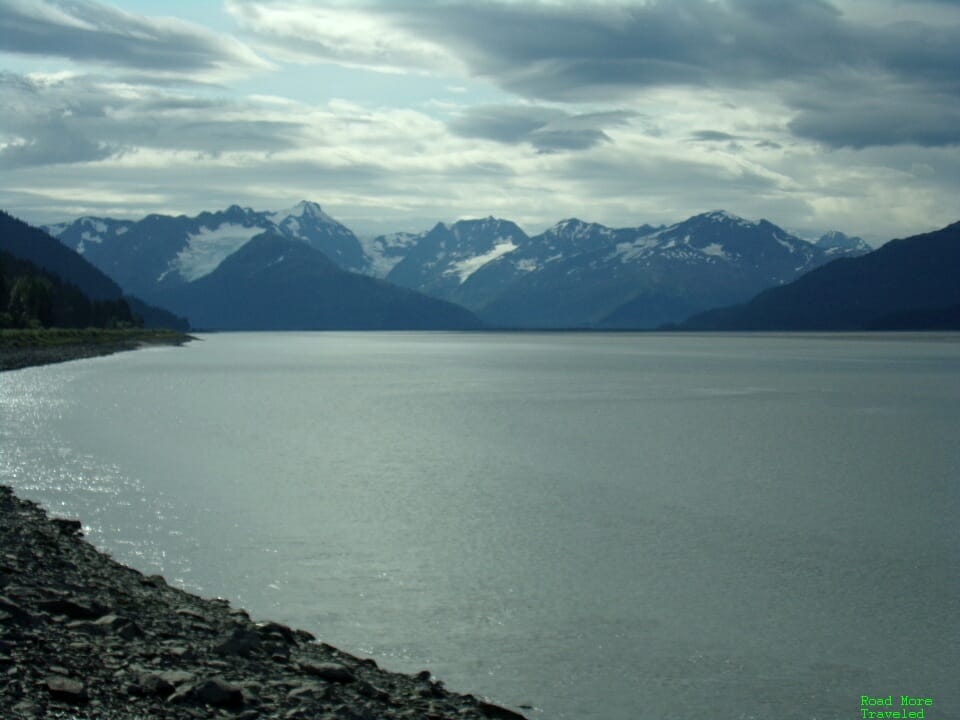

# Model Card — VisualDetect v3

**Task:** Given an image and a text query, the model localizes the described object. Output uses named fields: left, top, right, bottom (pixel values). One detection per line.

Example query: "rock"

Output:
left=66, top=619, right=105, bottom=635
left=286, top=683, right=323, bottom=701
left=478, top=701, right=529, bottom=720
left=12, top=700, right=41, bottom=716
left=45, top=674, right=88, bottom=703
left=214, top=626, right=261, bottom=656
left=38, top=597, right=108, bottom=619
left=52, top=518, right=83, bottom=536
left=0, top=595, right=34, bottom=626
left=162, top=644, right=193, bottom=659
left=158, top=670, right=196, bottom=686
left=257, top=620, right=298, bottom=644
left=95, top=613, right=144, bottom=639
left=192, top=676, right=245, bottom=708
left=299, top=661, right=357, bottom=684
left=131, top=673, right=175, bottom=698
left=356, top=679, right=390, bottom=701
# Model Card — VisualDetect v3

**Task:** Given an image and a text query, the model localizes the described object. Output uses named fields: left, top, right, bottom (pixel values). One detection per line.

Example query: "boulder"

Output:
left=299, top=661, right=356, bottom=684
left=45, top=674, right=88, bottom=703
left=214, top=626, right=262, bottom=656
left=192, top=677, right=245, bottom=708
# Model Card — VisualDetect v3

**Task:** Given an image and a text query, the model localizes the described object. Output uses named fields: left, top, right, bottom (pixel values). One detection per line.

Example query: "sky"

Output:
left=1, top=0, right=959, bottom=243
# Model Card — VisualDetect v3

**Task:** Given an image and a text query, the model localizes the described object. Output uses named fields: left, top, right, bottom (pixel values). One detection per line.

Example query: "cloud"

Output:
left=3, top=0, right=959, bottom=243
left=691, top=131, right=741, bottom=142
left=447, top=105, right=634, bottom=152
left=0, top=0, right=270, bottom=78
left=787, top=82, right=960, bottom=147
left=224, top=0, right=455, bottom=72
left=228, top=0, right=960, bottom=148
left=0, top=72, right=307, bottom=168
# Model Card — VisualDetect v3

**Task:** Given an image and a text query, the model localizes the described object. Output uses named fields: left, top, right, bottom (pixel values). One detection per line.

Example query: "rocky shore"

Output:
left=0, top=485, right=529, bottom=720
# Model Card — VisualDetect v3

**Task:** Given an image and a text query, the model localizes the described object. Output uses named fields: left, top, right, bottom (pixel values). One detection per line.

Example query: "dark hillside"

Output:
left=677, top=222, right=960, bottom=330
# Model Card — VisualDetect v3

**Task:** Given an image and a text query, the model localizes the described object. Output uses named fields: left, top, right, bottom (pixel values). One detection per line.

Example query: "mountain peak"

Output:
left=275, top=201, right=335, bottom=224
left=698, top=210, right=754, bottom=225
left=816, top=230, right=872, bottom=255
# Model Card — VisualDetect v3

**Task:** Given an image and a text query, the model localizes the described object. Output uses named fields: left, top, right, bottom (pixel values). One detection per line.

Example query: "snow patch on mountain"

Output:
left=362, top=232, right=421, bottom=277
left=446, top=239, right=518, bottom=283
left=171, top=224, right=264, bottom=282
left=701, top=243, right=726, bottom=258
left=773, top=233, right=797, bottom=254
left=76, top=229, right=106, bottom=254
left=614, top=236, right=661, bottom=263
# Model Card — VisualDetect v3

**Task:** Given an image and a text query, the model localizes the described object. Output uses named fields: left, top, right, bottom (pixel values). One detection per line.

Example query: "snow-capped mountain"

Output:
left=42, top=203, right=872, bottom=330
left=43, top=216, right=135, bottom=257
left=41, top=203, right=486, bottom=330
left=375, top=209, right=864, bottom=328
left=396, top=210, right=865, bottom=329
left=815, top=231, right=872, bottom=256
left=384, top=217, right=532, bottom=310
left=149, top=231, right=481, bottom=331
left=269, top=201, right=370, bottom=272
left=679, top=221, right=959, bottom=330
left=43, top=202, right=370, bottom=305
left=609, top=210, right=823, bottom=280
left=380, top=216, right=666, bottom=313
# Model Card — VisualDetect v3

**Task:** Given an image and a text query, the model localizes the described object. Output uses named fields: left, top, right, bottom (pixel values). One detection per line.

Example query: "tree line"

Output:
left=0, top=251, right=142, bottom=330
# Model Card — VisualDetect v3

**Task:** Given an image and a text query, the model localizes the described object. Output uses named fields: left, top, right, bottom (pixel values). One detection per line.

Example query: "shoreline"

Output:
left=0, top=329, right=194, bottom=372
left=0, top=484, right=529, bottom=719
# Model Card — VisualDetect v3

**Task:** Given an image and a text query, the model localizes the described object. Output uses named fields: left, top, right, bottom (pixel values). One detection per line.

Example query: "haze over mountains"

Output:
left=41, top=201, right=879, bottom=331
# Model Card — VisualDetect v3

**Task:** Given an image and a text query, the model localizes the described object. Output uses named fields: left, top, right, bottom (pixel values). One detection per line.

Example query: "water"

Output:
left=1, top=332, right=958, bottom=720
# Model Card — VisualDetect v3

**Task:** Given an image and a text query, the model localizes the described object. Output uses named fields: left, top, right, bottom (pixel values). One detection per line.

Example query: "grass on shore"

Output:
left=0, top=327, right=191, bottom=350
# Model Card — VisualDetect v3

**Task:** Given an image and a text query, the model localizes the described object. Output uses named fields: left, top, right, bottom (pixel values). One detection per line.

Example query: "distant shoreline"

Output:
left=0, top=328, right=194, bottom=372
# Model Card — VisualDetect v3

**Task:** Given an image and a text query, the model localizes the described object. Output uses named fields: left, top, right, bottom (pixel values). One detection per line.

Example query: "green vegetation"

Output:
left=0, top=327, right=188, bottom=351
left=0, top=250, right=141, bottom=330
left=0, top=327, right=192, bottom=372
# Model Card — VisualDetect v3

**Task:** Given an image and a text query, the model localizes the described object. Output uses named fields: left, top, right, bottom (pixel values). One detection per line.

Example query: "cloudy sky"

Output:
left=1, top=0, right=959, bottom=242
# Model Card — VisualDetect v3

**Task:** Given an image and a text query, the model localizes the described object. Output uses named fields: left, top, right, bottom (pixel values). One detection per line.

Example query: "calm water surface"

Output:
left=1, top=332, right=958, bottom=720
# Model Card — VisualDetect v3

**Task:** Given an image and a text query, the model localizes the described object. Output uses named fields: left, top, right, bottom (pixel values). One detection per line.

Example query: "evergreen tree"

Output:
left=8, top=276, right=54, bottom=328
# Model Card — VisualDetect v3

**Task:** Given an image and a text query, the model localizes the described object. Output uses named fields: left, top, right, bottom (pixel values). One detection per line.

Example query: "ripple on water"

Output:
left=0, top=364, right=190, bottom=588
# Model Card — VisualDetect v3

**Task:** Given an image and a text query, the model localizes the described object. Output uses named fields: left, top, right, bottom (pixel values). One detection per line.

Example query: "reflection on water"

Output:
left=1, top=333, right=959, bottom=720
left=0, top=361, right=194, bottom=585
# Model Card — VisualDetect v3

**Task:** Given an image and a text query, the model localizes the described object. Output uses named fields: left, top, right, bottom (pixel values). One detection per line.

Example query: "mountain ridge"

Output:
left=675, top=221, right=960, bottom=331
left=42, top=204, right=876, bottom=330
left=150, top=232, right=482, bottom=331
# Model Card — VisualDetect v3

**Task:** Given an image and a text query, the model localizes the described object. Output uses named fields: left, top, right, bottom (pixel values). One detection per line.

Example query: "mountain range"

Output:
left=378, top=210, right=871, bottom=328
left=44, top=203, right=871, bottom=330
left=42, top=202, right=480, bottom=330
left=676, top=221, right=960, bottom=331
